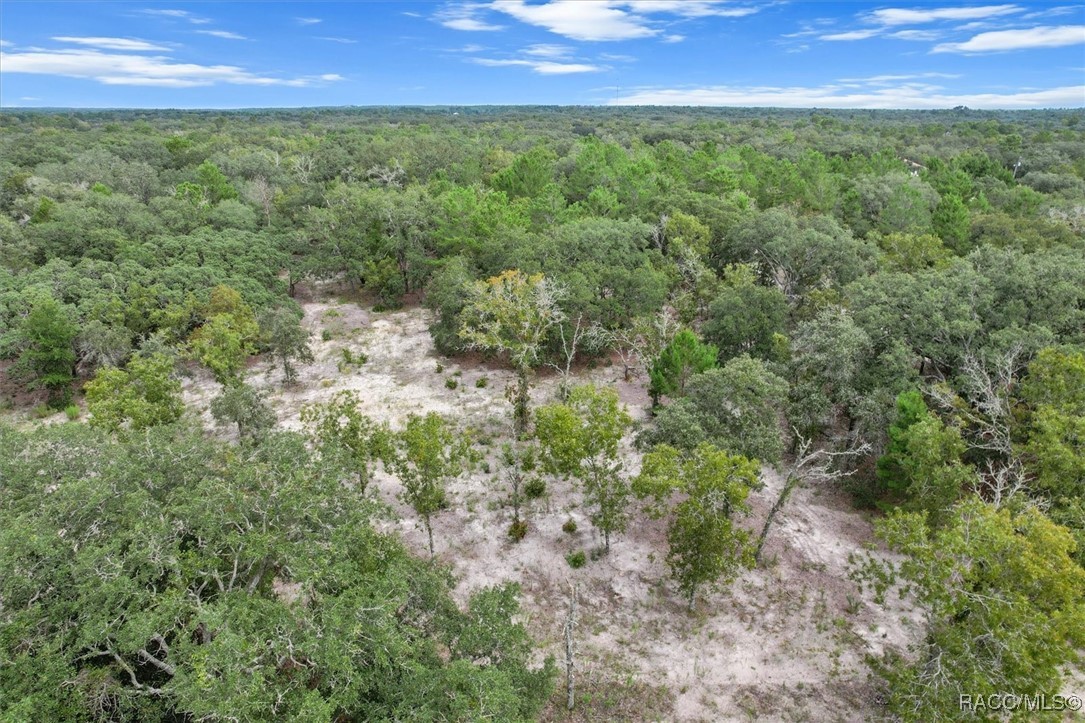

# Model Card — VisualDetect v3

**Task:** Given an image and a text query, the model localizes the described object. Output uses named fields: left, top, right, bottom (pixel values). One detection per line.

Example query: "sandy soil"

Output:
left=178, top=295, right=926, bottom=722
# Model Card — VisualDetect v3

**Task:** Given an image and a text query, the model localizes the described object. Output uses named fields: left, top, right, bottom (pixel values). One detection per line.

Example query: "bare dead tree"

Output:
left=632, top=307, right=680, bottom=378
left=650, top=213, right=669, bottom=252
left=928, top=345, right=1032, bottom=506
left=585, top=308, right=679, bottom=384
left=756, top=247, right=802, bottom=302
left=290, top=154, right=314, bottom=185
left=755, top=432, right=871, bottom=565
left=972, top=458, right=1031, bottom=509
left=245, top=176, right=276, bottom=228
left=546, top=314, right=589, bottom=400
left=366, top=161, right=406, bottom=188
left=587, top=323, right=638, bottom=381
left=929, top=346, right=1023, bottom=457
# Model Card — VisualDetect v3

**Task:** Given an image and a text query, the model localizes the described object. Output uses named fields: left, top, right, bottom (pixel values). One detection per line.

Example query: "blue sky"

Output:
left=1, top=1, right=1082, bottom=108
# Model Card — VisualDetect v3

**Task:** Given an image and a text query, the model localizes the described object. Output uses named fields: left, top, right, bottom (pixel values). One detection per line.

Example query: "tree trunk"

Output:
left=755, top=472, right=800, bottom=565
left=425, top=516, right=435, bottom=558
left=514, top=366, right=530, bottom=438
left=511, top=475, right=521, bottom=524
left=564, top=584, right=579, bottom=711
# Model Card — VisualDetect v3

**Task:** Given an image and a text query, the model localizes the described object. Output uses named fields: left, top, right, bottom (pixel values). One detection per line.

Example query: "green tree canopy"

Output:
left=210, top=382, right=276, bottom=441
left=643, top=356, right=789, bottom=464
left=0, top=422, right=554, bottom=721
left=12, top=295, right=78, bottom=407
left=535, top=384, right=633, bottom=551
left=386, top=412, right=471, bottom=557
left=300, top=391, right=386, bottom=491
left=853, top=497, right=1085, bottom=722
left=648, top=329, right=718, bottom=406
left=257, top=305, right=313, bottom=385
left=85, top=353, right=183, bottom=433
left=635, top=443, right=759, bottom=606
left=702, top=278, right=788, bottom=362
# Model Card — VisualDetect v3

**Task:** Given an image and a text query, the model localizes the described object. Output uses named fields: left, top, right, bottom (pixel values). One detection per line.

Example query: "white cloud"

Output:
left=319, top=73, right=344, bottom=81
left=141, top=8, right=211, bottom=24
left=934, top=24, right=1085, bottom=53
left=820, top=29, right=881, bottom=41
left=888, top=29, right=942, bottom=41
left=443, top=18, right=504, bottom=30
left=316, top=37, right=358, bottom=44
left=621, top=1, right=758, bottom=18
left=865, top=4, right=1023, bottom=26
left=609, top=82, right=1085, bottom=108
left=296, top=17, right=322, bottom=25
left=52, top=36, right=171, bottom=51
left=838, top=72, right=961, bottom=84
left=471, top=57, right=602, bottom=74
left=662, top=34, right=685, bottom=43
left=523, top=43, right=573, bottom=58
left=444, top=0, right=758, bottom=42
left=437, top=3, right=506, bottom=31
left=1022, top=5, right=1083, bottom=20
left=403, top=11, right=422, bottom=18
left=600, top=52, right=637, bottom=62
left=0, top=48, right=341, bottom=88
left=0, top=40, right=14, bottom=48
left=491, top=0, right=657, bottom=41
left=196, top=30, right=248, bottom=40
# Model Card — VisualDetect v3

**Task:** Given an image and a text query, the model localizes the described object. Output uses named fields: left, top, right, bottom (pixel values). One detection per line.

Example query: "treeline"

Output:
left=1, top=107, right=1084, bottom=721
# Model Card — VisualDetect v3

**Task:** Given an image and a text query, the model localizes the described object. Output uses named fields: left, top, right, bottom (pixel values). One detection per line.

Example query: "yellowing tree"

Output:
left=458, top=270, right=566, bottom=436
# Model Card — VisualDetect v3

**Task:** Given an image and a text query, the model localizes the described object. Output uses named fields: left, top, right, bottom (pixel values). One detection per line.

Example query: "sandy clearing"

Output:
left=181, top=296, right=921, bottom=721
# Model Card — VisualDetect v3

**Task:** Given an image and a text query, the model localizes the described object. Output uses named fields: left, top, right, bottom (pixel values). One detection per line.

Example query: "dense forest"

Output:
left=1, top=106, right=1084, bottom=721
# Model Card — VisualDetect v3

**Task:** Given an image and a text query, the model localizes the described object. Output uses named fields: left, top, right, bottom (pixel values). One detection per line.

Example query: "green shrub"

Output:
left=565, top=550, right=587, bottom=569
left=508, top=519, right=528, bottom=541
left=32, top=403, right=53, bottom=419
left=321, top=329, right=332, bottom=341
left=338, top=348, right=368, bottom=373
left=524, top=478, right=546, bottom=499
left=445, top=378, right=459, bottom=390
left=435, top=362, right=445, bottom=374
left=64, top=405, right=80, bottom=421
left=475, top=376, right=488, bottom=388
left=562, top=518, right=578, bottom=534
